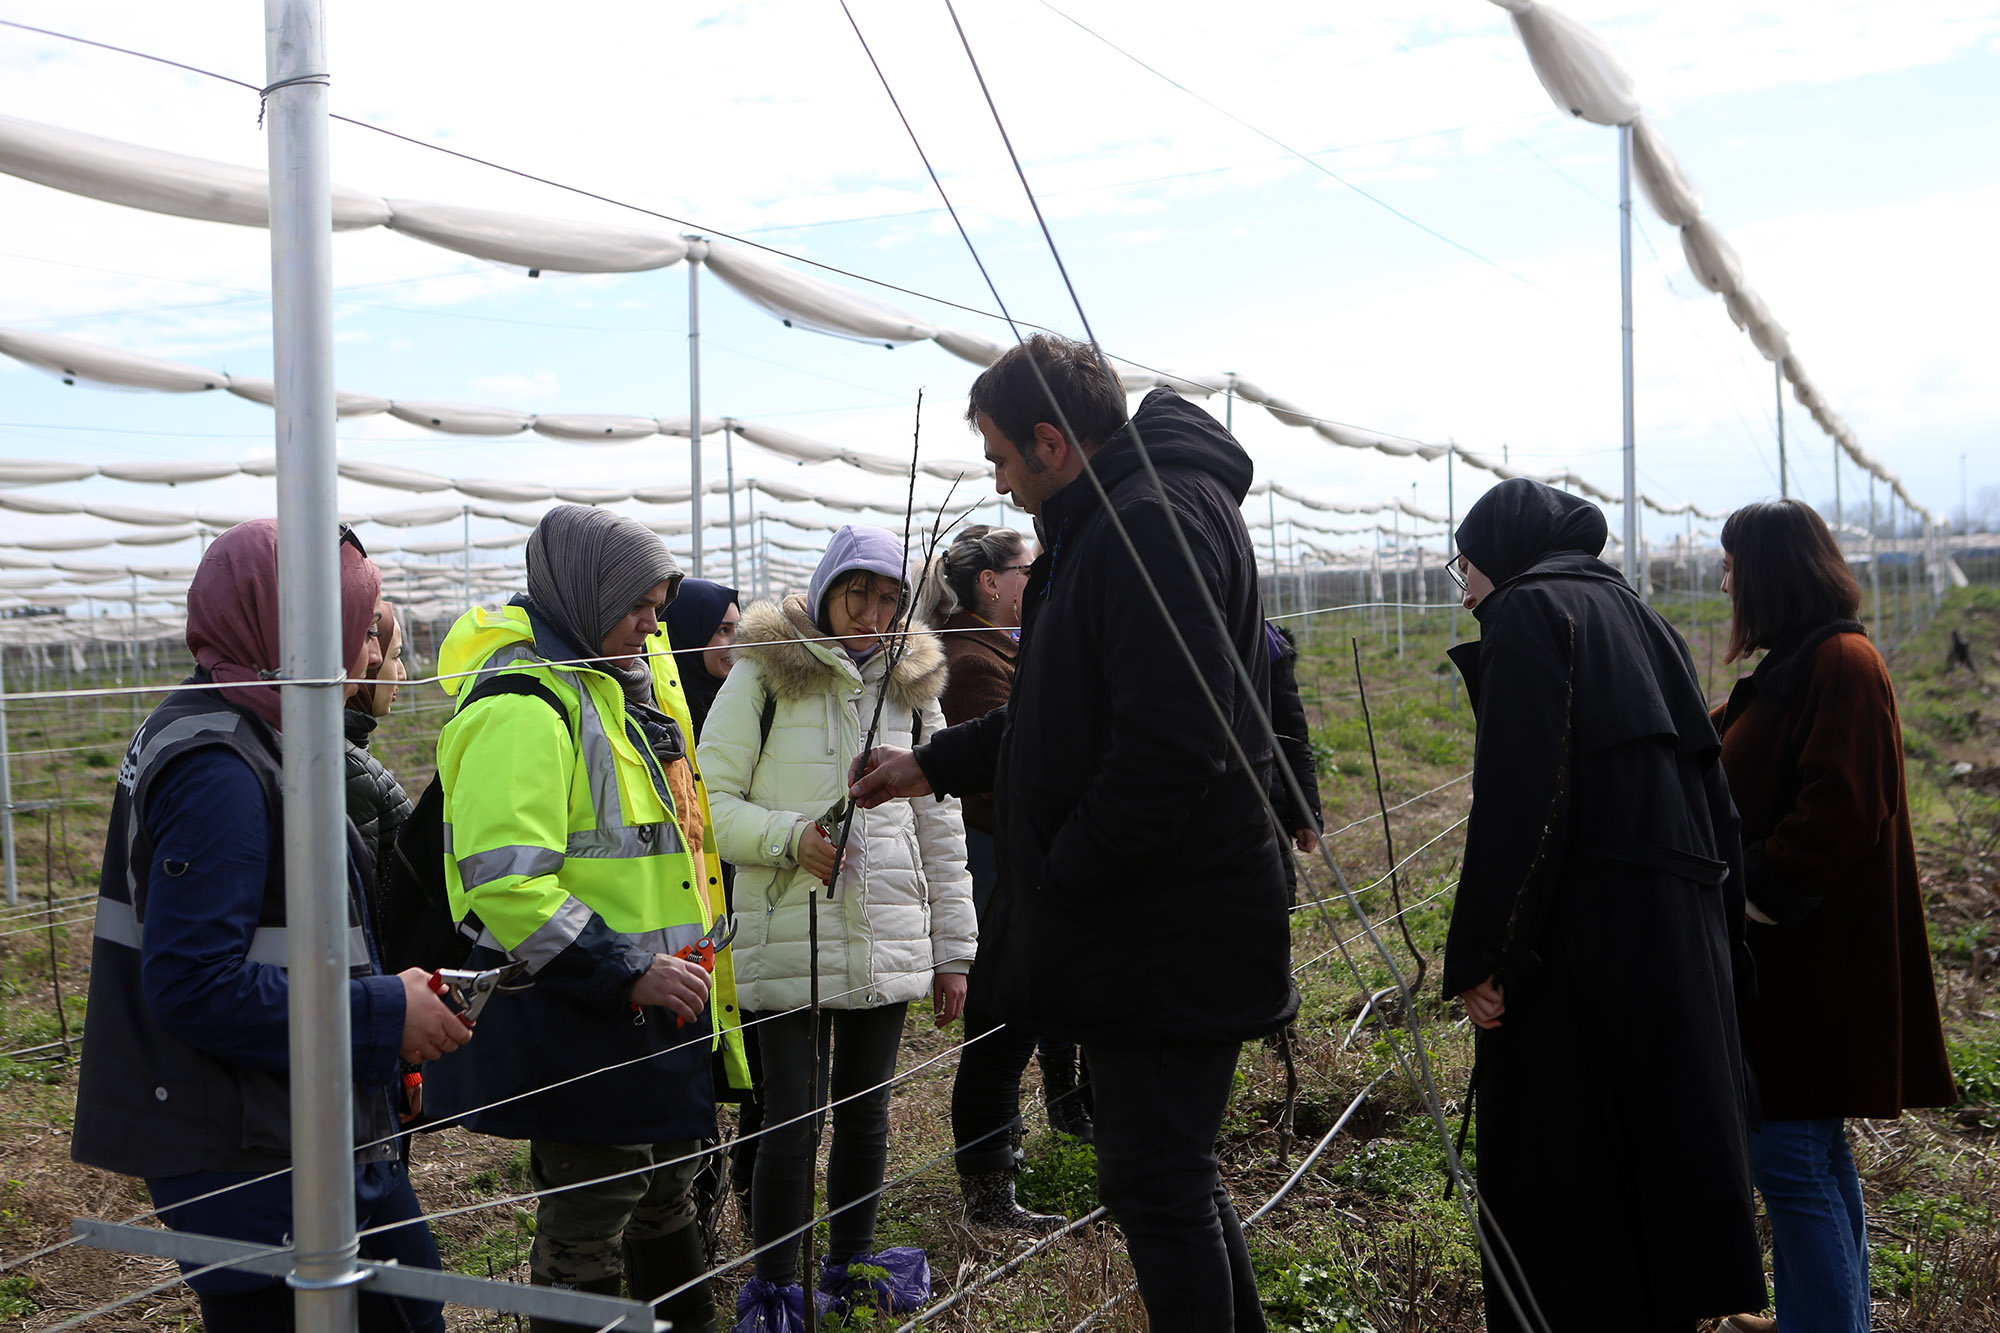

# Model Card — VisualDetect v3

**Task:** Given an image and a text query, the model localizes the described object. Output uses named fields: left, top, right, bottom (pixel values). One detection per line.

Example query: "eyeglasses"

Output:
left=1443, top=557, right=1468, bottom=594
left=338, top=524, right=369, bottom=558
left=997, top=563, right=1034, bottom=575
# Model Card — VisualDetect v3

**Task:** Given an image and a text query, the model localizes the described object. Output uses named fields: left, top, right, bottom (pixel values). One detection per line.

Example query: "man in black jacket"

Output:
left=852, top=334, right=1296, bottom=1332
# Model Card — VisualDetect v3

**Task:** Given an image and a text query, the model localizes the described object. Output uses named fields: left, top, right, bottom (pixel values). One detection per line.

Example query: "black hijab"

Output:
left=1455, top=477, right=1610, bottom=594
left=661, top=577, right=739, bottom=732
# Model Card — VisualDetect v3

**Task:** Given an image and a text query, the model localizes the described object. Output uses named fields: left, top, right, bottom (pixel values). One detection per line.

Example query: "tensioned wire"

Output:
left=0, top=960, right=966, bottom=1278
left=0, top=602, right=1462, bottom=704
left=0, top=19, right=1538, bottom=1322
left=843, top=4, right=1549, bottom=1327
left=14, top=803, right=1449, bottom=1315
left=32, top=882, right=1359, bottom=1326
left=0, top=17, right=1656, bottom=503
left=612, top=863, right=1421, bottom=1331
left=1291, top=812, right=1469, bottom=915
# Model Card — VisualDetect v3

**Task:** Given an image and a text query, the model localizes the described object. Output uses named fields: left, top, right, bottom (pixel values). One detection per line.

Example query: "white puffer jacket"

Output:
left=699, top=598, right=976, bottom=1013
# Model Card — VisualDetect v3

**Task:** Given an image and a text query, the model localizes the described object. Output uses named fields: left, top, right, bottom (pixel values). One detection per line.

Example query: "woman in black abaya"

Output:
left=1445, top=479, right=1764, bottom=1333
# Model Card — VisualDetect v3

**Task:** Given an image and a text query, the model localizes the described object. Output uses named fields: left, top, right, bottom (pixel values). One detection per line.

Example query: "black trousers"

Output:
left=748, top=1003, right=909, bottom=1283
left=1084, top=1042, right=1266, bottom=1333
left=950, top=1009, right=1041, bottom=1173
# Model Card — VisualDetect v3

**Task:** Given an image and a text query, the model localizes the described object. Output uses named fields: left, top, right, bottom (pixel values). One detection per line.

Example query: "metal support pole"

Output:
left=1267, top=486, right=1279, bottom=614
left=1393, top=509, right=1404, bottom=661
left=724, top=424, right=739, bottom=591
left=0, top=641, right=16, bottom=907
left=1868, top=475, right=1881, bottom=636
left=1618, top=121, right=1638, bottom=590
left=265, top=3, right=362, bottom=1327
left=129, top=572, right=141, bottom=726
left=1447, top=444, right=1459, bottom=710
left=1776, top=360, right=1787, bottom=499
left=461, top=506, right=472, bottom=613
left=745, top=480, right=758, bottom=601
left=1834, top=440, right=1842, bottom=530
left=686, top=239, right=707, bottom=579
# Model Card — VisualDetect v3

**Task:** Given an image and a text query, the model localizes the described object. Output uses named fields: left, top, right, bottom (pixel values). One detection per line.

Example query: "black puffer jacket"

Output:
left=343, top=708, right=414, bottom=909
left=917, top=389, right=1297, bottom=1047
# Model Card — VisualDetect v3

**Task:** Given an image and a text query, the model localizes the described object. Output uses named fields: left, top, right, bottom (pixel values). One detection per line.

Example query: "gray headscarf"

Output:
left=525, top=504, right=682, bottom=708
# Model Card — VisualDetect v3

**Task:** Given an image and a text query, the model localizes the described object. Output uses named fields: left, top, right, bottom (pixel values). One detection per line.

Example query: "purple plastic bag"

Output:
left=817, top=1247, right=933, bottom=1316
left=732, top=1278, right=808, bottom=1333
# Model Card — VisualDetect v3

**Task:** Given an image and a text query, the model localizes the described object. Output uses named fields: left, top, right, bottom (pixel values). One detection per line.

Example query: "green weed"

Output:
left=1016, top=1133, right=1099, bottom=1217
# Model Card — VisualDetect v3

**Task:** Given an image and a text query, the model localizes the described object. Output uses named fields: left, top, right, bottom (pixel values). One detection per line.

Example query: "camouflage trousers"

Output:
left=528, top=1139, right=703, bottom=1285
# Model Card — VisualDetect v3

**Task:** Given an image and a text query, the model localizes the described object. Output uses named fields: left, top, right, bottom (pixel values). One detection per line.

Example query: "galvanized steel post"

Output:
left=264, top=2, right=362, bottom=1327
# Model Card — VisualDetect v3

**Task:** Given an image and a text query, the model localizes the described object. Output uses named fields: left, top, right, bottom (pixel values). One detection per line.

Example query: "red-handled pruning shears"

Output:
left=630, top=915, right=738, bottom=1028
left=427, top=958, right=531, bottom=1022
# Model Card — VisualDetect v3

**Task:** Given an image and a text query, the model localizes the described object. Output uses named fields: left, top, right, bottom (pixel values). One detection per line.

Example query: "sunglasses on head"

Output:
left=339, top=524, right=368, bottom=558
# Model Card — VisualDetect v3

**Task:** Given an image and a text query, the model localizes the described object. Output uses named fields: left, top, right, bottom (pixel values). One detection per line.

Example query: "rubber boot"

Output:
left=624, top=1226, right=719, bottom=1333
left=960, top=1169, right=1067, bottom=1235
left=528, top=1269, right=625, bottom=1333
left=1039, top=1044, right=1095, bottom=1143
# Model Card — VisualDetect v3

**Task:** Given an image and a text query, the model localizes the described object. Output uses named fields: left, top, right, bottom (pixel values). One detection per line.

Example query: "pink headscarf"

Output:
left=185, top=519, right=381, bottom=730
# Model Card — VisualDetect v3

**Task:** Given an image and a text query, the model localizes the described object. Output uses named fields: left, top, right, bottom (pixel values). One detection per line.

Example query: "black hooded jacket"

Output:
left=917, top=389, right=1298, bottom=1046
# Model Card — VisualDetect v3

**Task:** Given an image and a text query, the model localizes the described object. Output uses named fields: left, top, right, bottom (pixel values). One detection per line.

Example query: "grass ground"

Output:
left=0, top=585, right=1994, bottom=1329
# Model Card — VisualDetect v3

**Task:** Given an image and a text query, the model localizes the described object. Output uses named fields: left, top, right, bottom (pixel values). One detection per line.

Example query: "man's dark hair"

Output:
left=964, top=333, right=1130, bottom=455
left=1720, top=498, right=1862, bottom=662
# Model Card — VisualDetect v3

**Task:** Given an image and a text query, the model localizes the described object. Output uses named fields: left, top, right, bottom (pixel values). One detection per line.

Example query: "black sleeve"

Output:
left=1441, top=592, right=1573, bottom=999
left=915, top=704, right=1009, bottom=797
left=1269, top=646, right=1321, bottom=830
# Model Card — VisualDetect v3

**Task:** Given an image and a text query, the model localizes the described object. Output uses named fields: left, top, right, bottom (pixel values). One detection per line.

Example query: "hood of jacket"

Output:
left=730, top=596, right=947, bottom=711
left=1045, top=389, right=1255, bottom=529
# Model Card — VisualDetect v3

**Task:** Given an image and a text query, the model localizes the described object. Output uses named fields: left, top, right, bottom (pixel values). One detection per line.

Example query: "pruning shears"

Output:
left=427, top=958, right=531, bottom=1022
left=631, top=914, right=738, bottom=1028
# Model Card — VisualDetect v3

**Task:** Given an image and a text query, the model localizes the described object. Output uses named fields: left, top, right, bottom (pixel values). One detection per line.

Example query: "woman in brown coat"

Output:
left=925, top=524, right=1080, bottom=1232
left=1714, top=499, right=1955, bottom=1333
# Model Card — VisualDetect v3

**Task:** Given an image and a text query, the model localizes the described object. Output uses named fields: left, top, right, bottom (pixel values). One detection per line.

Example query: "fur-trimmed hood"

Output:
left=731, top=595, right=947, bottom=711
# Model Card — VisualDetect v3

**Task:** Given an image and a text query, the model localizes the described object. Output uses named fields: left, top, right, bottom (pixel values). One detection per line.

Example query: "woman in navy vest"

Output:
left=71, top=521, right=473, bottom=1332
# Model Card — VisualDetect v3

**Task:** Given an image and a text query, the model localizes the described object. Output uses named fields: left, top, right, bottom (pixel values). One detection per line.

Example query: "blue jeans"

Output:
left=1749, top=1118, right=1869, bottom=1333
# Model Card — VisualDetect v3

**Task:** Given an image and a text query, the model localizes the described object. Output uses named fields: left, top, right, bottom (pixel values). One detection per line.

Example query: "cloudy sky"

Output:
left=0, top=0, right=1995, bottom=599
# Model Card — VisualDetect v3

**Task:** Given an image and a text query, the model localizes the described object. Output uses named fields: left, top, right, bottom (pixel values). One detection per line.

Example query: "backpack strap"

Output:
left=759, top=689, right=778, bottom=747
left=911, top=707, right=924, bottom=746
left=460, top=670, right=570, bottom=733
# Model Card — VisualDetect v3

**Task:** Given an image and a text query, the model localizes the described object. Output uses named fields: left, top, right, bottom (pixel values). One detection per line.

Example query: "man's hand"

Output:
left=797, top=822, right=838, bottom=884
left=1461, top=976, right=1506, bottom=1030
left=1292, top=828, right=1320, bottom=855
left=630, top=952, right=713, bottom=1023
left=849, top=746, right=931, bottom=808
left=932, top=972, right=968, bottom=1028
left=398, top=967, right=476, bottom=1064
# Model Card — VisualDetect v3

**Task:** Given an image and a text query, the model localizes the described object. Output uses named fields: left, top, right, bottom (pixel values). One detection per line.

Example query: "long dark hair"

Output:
left=1720, top=499, right=1861, bottom=662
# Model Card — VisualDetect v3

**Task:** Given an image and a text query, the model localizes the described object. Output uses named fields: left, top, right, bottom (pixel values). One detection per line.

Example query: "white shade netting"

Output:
left=700, top=241, right=939, bottom=346
left=0, top=111, right=391, bottom=230
left=0, top=328, right=224, bottom=392
left=1489, top=0, right=1639, bottom=126
left=382, top=200, right=688, bottom=273
left=1630, top=116, right=1702, bottom=227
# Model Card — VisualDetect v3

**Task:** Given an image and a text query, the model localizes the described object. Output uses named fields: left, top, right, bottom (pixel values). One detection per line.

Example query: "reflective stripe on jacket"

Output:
left=646, top=621, right=752, bottom=1092
left=423, top=602, right=740, bottom=1142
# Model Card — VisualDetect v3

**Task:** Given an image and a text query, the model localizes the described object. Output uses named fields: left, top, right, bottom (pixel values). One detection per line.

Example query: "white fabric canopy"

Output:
left=701, top=241, right=939, bottom=346
left=1629, top=116, right=1701, bottom=227
left=0, top=327, right=224, bottom=392
left=0, top=112, right=391, bottom=230
left=1492, top=3, right=1937, bottom=520
left=382, top=200, right=687, bottom=273
left=1492, top=1, right=1639, bottom=126
left=226, top=376, right=393, bottom=418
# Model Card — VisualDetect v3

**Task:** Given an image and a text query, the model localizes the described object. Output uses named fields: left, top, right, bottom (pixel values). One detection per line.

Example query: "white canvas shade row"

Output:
left=0, top=321, right=1725, bottom=519
left=0, top=111, right=1000, bottom=362
left=1488, top=0, right=1936, bottom=522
